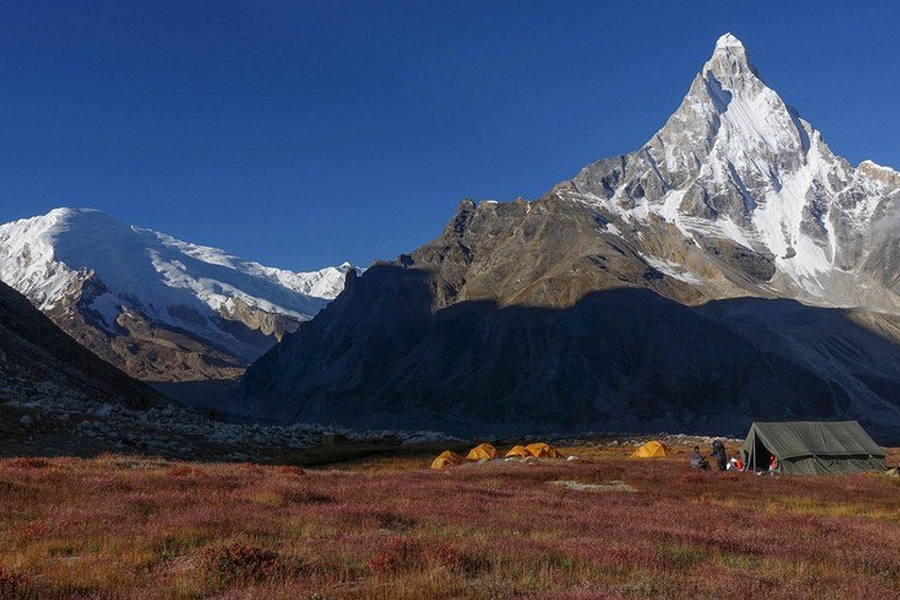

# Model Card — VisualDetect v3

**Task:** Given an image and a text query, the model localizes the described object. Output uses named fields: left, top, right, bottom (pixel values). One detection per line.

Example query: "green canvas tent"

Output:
left=740, top=421, right=886, bottom=475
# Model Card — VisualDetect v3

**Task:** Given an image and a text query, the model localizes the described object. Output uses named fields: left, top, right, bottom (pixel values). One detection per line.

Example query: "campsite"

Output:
left=1, top=430, right=899, bottom=600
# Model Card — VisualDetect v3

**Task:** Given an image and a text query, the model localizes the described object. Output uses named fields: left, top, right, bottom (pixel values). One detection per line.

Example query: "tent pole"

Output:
left=752, top=430, right=756, bottom=473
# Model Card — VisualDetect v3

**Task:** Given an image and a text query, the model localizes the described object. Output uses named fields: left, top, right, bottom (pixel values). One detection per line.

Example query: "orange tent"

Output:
left=630, top=441, right=668, bottom=459
left=504, top=445, right=533, bottom=459
left=525, top=442, right=562, bottom=459
left=466, top=443, right=498, bottom=461
left=431, top=450, right=463, bottom=470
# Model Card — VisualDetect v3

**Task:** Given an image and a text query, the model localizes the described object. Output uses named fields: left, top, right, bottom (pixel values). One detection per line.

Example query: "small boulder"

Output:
left=93, top=403, right=114, bottom=417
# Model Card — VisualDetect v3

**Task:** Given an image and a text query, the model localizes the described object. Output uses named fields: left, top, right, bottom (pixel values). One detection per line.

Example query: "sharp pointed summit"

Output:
left=710, top=32, right=750, bottom=63
left=709, top=32, right=749, bottom=66
left=566, top=34, right=900, bottom=304
left=715, top=32, right=744, bottom=49
left=703, top=32, right=764, bottom=92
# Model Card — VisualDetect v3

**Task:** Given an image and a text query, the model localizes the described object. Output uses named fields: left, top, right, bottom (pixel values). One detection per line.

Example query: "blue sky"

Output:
left=1, top=1, right=898, bottom=271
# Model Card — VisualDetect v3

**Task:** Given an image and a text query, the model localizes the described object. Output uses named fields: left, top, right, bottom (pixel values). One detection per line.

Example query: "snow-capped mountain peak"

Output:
left=564, top=33, right=900, bottom=308
left=0, top=207, right=354, bottom=315
left=0, top=207, right=360, bottom=381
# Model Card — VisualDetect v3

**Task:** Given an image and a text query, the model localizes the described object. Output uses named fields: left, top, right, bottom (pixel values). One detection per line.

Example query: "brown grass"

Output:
left=0, top=443, right=899, bottom=599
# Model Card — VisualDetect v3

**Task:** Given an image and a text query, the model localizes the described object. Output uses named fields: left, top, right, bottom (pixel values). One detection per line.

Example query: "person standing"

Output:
left=712, top=440, right=727, bottom=471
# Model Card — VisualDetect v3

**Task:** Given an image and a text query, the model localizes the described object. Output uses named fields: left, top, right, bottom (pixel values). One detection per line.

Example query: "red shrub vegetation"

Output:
left=3, top=450, right=900, bottom=599
left=680, top=472, right=703, bottom=484
left=5, top=457, right=50, bottom=470
left=284, top=488, right=331, bottom=504
left=17, top=520, right=50, bottom=538
left=368, top=537, right=418, bottom=574
left=363, top=510, right=418, bottom=531
left=422, top=540, right=487, bottom=575
left=521, top=592, right=628, bottom=600
left=168, top=466, right=202, bottom=479
left=0, top=564, right=25, bottom=598
left=604, top=544, right=655, bottom=566
left=277, top=465, right=306, bottom=477
left=198, top=542, right=285, bottom=585
left=368, top=537, right=486, bottom=576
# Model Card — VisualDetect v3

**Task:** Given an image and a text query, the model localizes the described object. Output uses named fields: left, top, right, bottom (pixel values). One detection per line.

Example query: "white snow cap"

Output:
left=707, top=33, right=751, bottom=65
left=714, top=32, right=745, bottom=51
left=0, top=206, right=357, bottom=326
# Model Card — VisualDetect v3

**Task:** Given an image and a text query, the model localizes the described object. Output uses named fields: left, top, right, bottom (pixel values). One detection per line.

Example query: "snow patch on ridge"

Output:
left=643, top=257, right=702, bottom=285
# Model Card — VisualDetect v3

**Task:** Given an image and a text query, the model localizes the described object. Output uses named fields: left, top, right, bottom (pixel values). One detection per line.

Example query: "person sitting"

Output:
left=690, top=446, right=710, bottom=470
left=768, top=455, right=778, bottom=473
left=727, top=452, right=744, bottom=471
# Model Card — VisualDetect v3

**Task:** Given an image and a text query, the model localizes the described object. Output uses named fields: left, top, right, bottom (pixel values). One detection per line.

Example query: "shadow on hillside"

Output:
left=231, top=264, right=900, bottom=444
left=151, top=378, right=243, bottom=415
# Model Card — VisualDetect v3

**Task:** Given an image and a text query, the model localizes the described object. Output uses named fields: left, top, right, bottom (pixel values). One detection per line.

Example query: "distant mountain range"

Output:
left=5, top=33, right=900, bottom=442
left=236, top=34, right=900, bottom=440
left=0, top=207, right=357, bottom=385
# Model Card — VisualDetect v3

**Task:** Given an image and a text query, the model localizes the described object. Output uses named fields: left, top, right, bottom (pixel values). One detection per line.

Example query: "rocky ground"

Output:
left=0, top=374, right=450, bottom=461
left=1, top=364, right=739, bottom=462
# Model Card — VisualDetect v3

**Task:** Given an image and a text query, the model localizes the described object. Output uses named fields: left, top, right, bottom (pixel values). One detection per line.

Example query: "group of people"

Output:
left=689, top=440, right=777, bottom=472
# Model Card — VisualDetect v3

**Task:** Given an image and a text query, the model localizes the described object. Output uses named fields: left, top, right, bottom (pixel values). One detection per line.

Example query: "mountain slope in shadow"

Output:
left=239, top=265, right=900, bottom=440
left=0, top=280, right=160, bottom=410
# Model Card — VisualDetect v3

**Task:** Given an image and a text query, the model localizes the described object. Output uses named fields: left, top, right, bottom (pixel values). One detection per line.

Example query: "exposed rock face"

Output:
left=238, top=34, right=900, bottom=440
left=0, top=208, right=358, bottom=384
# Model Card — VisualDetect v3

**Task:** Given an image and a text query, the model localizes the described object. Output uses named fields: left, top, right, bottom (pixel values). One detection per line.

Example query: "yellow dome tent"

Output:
left=466, top=443, right=498, bottom=461
left=431, top=450, right=463, bottom=470
left=504, top=445, right=533, bottom=459
left=525, top=442, right=562, bottom=459
left=630, top=440, right=668, bottom=459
